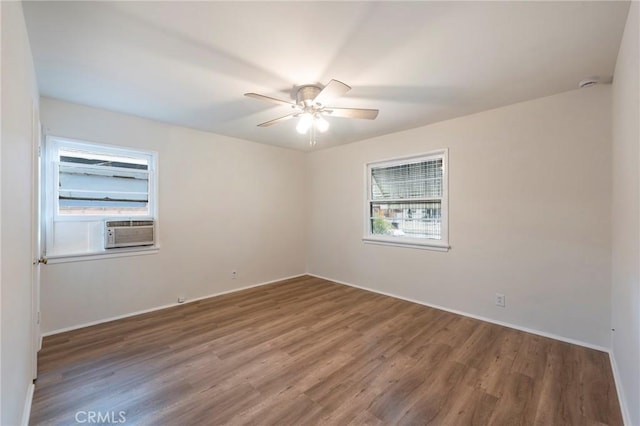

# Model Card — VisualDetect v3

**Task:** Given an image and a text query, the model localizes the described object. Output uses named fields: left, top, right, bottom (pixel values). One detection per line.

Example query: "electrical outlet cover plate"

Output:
left=495, top=293, right=506, bottom=307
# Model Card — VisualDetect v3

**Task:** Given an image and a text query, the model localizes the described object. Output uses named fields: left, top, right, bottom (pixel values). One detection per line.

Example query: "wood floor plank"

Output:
left=396, top=359, right=469, bottom=424
left=486, top=371, right=537, bottom=425
left=30, top=275, right=623, bottom=425
left=434, top=383, right=499, bottom=425
left=512, top=333, right=551, bottom=380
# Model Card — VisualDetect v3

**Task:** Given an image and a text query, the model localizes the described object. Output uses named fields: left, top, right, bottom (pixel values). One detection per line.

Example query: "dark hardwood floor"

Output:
left=30, top=275, right=622, bottom=425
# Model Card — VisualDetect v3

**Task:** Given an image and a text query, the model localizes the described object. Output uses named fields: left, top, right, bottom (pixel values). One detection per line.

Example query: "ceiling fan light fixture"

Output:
left=245, top=79, right=379, bottom=144
left=296, top=113, right=313, bottom=134
left=315, top=115, right=329, bottom=133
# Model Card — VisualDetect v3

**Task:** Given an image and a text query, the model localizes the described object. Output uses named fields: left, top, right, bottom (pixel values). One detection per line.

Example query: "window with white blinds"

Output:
left=365, top=150, right=449, bottom=250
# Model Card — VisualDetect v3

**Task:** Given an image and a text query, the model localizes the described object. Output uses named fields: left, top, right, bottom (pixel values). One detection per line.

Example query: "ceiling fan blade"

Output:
left=245, top=93, right=297, bottom=108
left=313, top=79, right=351, bottom=106
left=325, top=107, right=379, bottom=120
left=257, top=113, right=297, bottom=127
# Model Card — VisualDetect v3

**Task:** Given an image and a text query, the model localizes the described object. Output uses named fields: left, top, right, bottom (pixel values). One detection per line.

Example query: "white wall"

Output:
left=39, top=98, right=307, bottom=333
left=611, top=2, right=640, bottom=424
left=308, top=85, right=612, bottom=348
left=1, top=2, right=40, bottom=425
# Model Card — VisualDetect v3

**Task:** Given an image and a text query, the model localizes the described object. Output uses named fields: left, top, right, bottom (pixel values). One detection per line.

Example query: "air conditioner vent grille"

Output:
left=105, top=220, right=155, bottom=249
left=106, top=220, right=154, bottom=227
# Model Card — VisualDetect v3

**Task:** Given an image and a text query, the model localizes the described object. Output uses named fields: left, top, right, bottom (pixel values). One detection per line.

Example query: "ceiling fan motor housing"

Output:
left=297, top=85, right=322, bottom=107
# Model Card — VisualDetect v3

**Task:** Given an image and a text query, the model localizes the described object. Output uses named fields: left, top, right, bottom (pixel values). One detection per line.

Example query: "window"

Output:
left=364, top=150, right=449, bottom=250
left=45, top=136, right=158, bottom=257
left=56, top=146, right=151, bottom=216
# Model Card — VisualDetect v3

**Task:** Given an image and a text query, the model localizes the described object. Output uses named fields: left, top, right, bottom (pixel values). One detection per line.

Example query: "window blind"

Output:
left=371, top=158, right=443, bottom=200
left=369, top=156, right=444, bottom=241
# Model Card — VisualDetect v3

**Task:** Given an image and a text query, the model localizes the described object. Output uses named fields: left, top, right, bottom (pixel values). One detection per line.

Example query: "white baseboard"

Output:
left=42, top=274, right=307, bottom=337
left=609, top=350, right=632, bottom=426
left=307, top=273, right=609, bottom=352
left=21, top=382, right=35, bottom=426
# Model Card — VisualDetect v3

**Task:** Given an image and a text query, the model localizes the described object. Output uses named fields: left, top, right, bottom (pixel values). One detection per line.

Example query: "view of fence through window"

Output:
left=58, top=148, right=150, bottom=216
left=370, top=157, right=443, bottom=240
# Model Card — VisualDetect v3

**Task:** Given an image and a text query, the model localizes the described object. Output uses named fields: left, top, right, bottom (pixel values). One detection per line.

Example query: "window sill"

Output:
left=45, top=246, right=159, bottom=264
left=362, top=237, right=450, bottom=252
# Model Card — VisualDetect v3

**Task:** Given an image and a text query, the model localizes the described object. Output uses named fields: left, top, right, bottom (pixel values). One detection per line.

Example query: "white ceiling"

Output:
left=23, top=1, right=630, bottom=151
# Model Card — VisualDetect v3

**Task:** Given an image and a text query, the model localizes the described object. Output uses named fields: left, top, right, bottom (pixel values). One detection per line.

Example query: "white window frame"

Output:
left=363, top=149, right=449, bottom=251
left=44, top=135, right=159, bottom=260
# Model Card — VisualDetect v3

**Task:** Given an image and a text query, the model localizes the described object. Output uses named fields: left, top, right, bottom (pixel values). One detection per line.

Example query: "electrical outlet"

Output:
left=495, top=293, right=506, bottom=308
left=177, top=296, right=185, bottom=303
left=231, top=270, right=237, bottom=280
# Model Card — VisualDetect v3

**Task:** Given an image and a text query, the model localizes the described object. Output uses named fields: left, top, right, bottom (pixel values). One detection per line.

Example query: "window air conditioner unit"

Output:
left=105, top=220, right=155, bottom=249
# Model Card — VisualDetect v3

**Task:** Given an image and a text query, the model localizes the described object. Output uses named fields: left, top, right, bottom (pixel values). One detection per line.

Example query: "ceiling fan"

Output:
left=245, top=79, right=379, bottom=145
